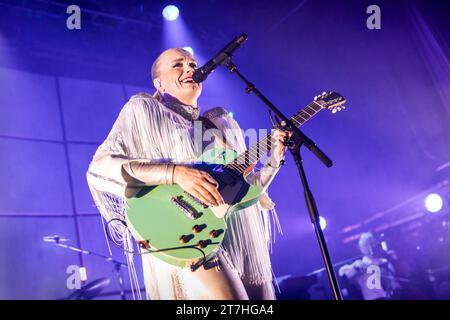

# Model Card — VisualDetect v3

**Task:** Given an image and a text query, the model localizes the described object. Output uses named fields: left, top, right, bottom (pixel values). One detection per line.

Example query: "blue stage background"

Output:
left=0, top=0, right=449, bottom=299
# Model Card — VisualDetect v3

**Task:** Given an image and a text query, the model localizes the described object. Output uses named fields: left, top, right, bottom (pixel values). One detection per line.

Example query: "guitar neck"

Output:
left=225, top=101, right=324, bottom=175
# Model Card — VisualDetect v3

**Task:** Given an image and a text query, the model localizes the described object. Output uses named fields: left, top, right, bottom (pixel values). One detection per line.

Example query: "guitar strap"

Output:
left=198, top=115, right=230, bottom=150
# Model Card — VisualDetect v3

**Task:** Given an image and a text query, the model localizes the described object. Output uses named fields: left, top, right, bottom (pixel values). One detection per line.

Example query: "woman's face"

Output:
left=153, top=49, right=202, bottom=106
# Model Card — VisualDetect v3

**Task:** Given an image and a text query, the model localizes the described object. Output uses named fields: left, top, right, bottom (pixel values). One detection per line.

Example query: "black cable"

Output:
left=104, top=218, right=217, bottom=270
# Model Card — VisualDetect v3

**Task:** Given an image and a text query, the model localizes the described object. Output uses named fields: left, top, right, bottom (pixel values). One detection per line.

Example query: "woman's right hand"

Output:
left=173, top=165, right=225, bottom=207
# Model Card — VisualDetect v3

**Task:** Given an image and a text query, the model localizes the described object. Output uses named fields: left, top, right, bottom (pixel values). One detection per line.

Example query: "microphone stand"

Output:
left=220, top=56, right=343, bottom=300
left=48, top=237, right=128, bottom=300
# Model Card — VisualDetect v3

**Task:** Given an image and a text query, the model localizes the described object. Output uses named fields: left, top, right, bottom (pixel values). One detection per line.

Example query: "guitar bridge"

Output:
left=171, top=196, right=203, bottom=219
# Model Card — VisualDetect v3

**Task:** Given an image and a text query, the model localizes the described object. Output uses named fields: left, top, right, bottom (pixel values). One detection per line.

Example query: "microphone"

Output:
left=193, top=33, right=248, bottom=83
left=43, top=235, right=69, bottom=243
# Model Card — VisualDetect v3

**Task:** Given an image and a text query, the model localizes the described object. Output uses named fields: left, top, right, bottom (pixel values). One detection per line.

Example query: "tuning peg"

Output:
left=341, top=105, right=346, bottom=109
left=322, top=91, right=327, bottom=96
left=332, top=108, right=338, bottom=114
left=337, top=107, right=342, bottom=112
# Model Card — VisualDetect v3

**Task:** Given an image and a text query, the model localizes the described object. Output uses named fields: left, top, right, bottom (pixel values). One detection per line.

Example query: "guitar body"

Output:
left=125, top=147, right=264, bottom=268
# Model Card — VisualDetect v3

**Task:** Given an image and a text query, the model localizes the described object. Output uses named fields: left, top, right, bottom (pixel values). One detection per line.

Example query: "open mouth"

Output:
left=180, top=77, right=196, bottom=84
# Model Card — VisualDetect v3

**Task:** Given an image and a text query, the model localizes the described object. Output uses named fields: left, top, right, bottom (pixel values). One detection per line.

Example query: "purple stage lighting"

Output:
left=183, top=46, right=194, bottom=55
left=319, top=216, right=327, bottom=230
left=425, top=193, right=443, bottom=213
left=162, top=5, right=179, bottom=21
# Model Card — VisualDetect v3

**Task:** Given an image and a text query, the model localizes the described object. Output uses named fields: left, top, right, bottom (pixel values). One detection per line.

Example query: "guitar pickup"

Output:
left=183, top=191, right=209, bottom=208
left=171, top=196, right=202, bottom=219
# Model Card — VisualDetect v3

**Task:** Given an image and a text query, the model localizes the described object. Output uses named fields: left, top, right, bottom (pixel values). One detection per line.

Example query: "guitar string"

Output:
left=229, top=100, right=327, bottom=173
left=226, top=102, right=323, bottom=174
left=230, top=96, right=338, bottom=173
left=229, top=107, right=308, bottom=170
left=227, top=104, right=314, bottom=173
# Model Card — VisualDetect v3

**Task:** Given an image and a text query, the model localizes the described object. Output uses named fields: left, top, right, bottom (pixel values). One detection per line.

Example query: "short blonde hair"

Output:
left=151, top=48, right=194, bottom=101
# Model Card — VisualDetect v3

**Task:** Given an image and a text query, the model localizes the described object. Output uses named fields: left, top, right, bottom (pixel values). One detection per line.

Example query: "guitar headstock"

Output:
left=314, top=91, right=346, bottom=114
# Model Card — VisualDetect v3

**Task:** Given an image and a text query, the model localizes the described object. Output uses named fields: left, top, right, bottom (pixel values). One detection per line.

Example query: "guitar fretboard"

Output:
left=225, top=101, right=323, bottom=175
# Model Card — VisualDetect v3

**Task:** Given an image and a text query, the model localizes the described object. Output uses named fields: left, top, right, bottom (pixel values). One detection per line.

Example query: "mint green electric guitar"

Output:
left=125, top=92, right=346, bottom=268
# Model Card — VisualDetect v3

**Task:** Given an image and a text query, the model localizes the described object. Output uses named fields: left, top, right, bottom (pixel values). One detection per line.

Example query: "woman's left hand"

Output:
left=270, top=129, right=293, bottom=165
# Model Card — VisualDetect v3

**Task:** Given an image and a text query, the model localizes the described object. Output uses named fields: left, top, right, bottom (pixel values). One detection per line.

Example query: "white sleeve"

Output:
left=243, top=154, right=282, bottom=189
left=86, top=94, right=175, bottom=198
